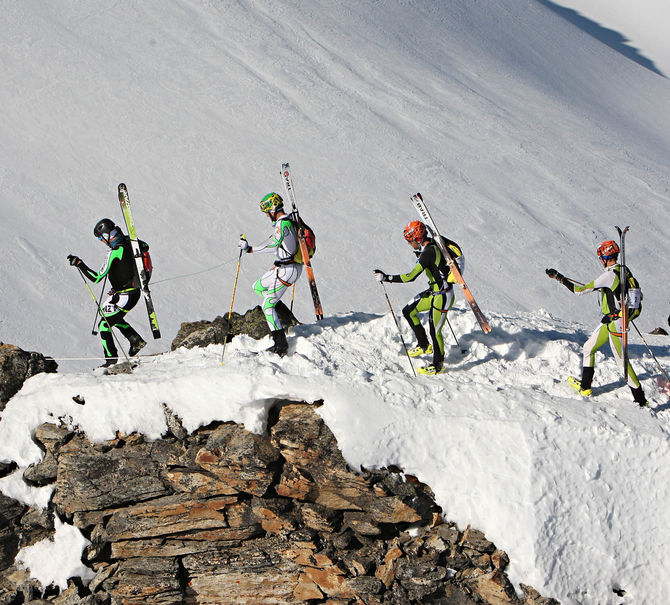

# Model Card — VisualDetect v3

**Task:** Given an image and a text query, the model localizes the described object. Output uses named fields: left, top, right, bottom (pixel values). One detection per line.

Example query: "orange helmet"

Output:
left=403, top=220, right=427, bottom=244
left=597, top=240, right=619, bottom=259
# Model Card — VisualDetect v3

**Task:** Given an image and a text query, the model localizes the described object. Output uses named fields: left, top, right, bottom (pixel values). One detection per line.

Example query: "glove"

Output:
left=238, top=237, right=251, bottom=253
left=545, top=268, right=565, bottom=282
left=601, top=312, right=620, bottom=324
left=67, top=254, right=82, bottom=267
left=374, top=269, right=389, bottom=282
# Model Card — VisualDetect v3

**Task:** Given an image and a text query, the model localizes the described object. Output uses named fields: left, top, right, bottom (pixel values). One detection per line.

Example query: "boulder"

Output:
left=0, top=343, right=57, bottom=410
left=24, top=423, right=72, bottom=486
left=0, top=493, right=26, bottom=572
left=171, top=302, right=299, bottom=350
left=53, top=435, right=184, bottom=514
left=271, top=404, right=422, bottom=525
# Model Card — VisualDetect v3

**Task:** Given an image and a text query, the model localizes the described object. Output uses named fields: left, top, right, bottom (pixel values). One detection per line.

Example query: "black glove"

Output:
left=374, top=269, right=390, bottom=283
left=238, top=237, right=252, bottom=253
left=601, top=312, right=620, bottom=324
left=545, top=268, right=565, bottom=282
left=67, top=254, right=82, bottom=267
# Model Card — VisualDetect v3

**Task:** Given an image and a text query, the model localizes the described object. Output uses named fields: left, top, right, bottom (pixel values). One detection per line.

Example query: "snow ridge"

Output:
left=2, top=309, right=670, bottom=603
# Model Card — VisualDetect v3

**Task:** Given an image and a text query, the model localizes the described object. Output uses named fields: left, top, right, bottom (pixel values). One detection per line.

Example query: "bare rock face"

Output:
left=0, top=343, right=58, bottom=410
left=0, top=404, right=560, bottom=605
left=170, top=303, right=299, bottom=350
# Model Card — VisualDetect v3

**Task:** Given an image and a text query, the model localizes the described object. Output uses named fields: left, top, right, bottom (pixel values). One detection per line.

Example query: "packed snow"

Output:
left=1, top=1, right=670, bottom=604
left=2, top=312, right=670, bottom=603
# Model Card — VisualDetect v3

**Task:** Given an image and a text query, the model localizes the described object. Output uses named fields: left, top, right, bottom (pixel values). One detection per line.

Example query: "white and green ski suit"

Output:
left=568, top=265, right=641, bottom=389
left=251, top=216, right=302, bottom=331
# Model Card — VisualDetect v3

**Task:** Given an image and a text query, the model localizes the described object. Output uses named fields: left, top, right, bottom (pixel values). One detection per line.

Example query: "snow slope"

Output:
left=1, top=0, right=669, bottom=364
left=2, top=312, right=670, bottom=603
left=2, top=1, right=670, bottom=603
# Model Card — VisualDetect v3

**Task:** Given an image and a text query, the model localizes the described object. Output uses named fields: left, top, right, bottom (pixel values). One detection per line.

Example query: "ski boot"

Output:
left=99, top=356, right=118, bottom=368
left=567, top=376, right=592, bottom=396
left=408, top=344, right=433, bottom=358
left=568, top=366, right=594, bottom=397
left=630, top=386, right=649, bottom=408
left=417, top=364, right=444, bottom=376
left=269, top=329, right=288, bottom=357
left=128, top=335, right=147, bottom=357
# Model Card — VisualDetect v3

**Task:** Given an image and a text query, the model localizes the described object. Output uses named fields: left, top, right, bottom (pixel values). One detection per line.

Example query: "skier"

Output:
left=238, top=193, right=302, bottom=357
left=374, top=220, right=463, bottom=375
left=67, top=218, right=147, bottom=367
left=546, top=240, right=648, bottom=407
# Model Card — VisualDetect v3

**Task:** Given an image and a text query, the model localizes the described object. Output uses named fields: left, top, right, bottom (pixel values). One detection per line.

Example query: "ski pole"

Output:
left=220, top=239, right=244, bottom=365
left=379, top=281, right=416, bottom=377
left=445, top=315, right=466, bottom=354
left=91, top=275, right=108, bottom=335
left=76, top=268, right=130, bottom=363
left=631, top=321, right=670, bottom=385
left=290, top=283, right=296, bottom=314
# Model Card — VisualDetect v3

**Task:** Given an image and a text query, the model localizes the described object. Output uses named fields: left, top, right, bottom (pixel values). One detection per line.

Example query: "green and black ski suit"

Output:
left=78, top=236, right=145, bottom=360
left=388, top=238, right=463, bottom=371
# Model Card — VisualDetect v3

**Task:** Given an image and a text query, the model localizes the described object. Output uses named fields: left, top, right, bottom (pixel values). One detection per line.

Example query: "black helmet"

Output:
left=94, top=218, right=116, bottom=240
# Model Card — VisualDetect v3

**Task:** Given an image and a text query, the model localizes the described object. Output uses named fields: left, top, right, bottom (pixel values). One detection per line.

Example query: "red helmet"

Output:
left=403, top=220, right=427, bottom=244
left=597, top=240, right=619, bottom=259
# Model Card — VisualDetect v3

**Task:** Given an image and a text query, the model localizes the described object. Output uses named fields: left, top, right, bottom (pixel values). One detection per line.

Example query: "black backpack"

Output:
left=436, top=236, right=463, bottom=284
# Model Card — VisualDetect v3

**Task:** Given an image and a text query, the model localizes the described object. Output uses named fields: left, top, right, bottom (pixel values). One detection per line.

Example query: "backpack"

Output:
left=139, top=240, right=153, bottom=283
left=289, top=213, right=316, bottom=264
left=436, top=236, right=464, bottom=284
left=606, top=265, right=642, bottom=321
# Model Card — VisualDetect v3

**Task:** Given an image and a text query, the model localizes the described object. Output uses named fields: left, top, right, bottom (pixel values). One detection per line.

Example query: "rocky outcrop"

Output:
left=171, top=303, right=299, bottom=350
left=0, top=343, right=58, bottom=411
left=0, top=404, right=559, bottom=604
left=0, top=491, right=53, bottom=602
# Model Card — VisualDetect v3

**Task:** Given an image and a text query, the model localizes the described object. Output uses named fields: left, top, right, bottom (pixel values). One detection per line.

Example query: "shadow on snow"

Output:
left=536, top=0, right=665, bottom=77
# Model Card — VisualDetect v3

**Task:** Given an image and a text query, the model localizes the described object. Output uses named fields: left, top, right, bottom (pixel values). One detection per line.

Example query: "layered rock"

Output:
left=0, top=403, right=559, bottom=605
left=0, top=343, right=58, bottom=411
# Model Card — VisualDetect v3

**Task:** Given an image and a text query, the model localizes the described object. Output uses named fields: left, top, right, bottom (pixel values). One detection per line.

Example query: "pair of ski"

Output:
left=615, top=226, right=630, bottom=381
left=118, top=183, right=161, bottom=341
left=281, top=163, right=324, bottom=321
left=411, top=193, right=492, bottom=334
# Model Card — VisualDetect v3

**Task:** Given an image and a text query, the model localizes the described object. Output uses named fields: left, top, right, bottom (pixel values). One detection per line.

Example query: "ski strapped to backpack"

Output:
left=411, top=193, right=491, bottom=334
left=118, top=183, right=161, bottom=339
left=281, top=163, right=324, bottom=320
left=613, top=226, right=643, bottom=381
